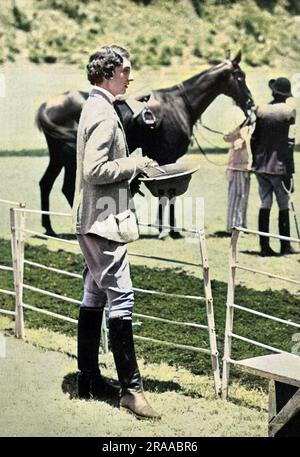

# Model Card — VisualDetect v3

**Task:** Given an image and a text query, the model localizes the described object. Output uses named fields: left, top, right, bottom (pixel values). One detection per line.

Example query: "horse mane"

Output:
left=155, top=59, right=230, bottom=96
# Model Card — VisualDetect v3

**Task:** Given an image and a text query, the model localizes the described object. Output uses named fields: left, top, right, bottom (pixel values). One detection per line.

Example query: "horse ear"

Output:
left=231, top=50, right=242, bottom=65
left=226, top=49, right=231, bottom=60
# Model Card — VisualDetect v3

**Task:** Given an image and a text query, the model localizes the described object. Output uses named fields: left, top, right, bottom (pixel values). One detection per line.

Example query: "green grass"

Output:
left=1, top=238, right=299, bottom=386
left=0, top=326, right=267, bottom=436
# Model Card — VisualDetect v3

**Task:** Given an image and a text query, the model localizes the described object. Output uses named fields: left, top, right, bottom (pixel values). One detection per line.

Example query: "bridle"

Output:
left=177, top=74, right=256, bottom=165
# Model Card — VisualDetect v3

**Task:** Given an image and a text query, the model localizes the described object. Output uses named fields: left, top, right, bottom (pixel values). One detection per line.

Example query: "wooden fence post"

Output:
left=198, top=228, right=221, bottom=397
left=10, top=206, right=25, bottom=339
left=222, top=228, right=239, bottom=399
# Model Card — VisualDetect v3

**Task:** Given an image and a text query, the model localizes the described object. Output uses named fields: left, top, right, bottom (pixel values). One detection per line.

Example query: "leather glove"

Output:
left=130, top=176, right=144, bottom=197
left=282, top=175, right=294, bottom=193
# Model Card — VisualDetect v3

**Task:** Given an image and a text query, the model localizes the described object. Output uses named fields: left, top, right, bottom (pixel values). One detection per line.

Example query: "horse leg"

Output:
left=39, top=154, right=64, bottom=236
left=169, top=191, right=183, bottom=239
left=61, top=144, right=76, bottom=207
left=157, top=192, right=169, bottom=239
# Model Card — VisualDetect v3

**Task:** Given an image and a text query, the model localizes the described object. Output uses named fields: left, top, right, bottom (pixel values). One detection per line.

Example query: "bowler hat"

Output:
left=268, top=77, right=292, bottom=97
left=139, top=163, right=200, bottom=197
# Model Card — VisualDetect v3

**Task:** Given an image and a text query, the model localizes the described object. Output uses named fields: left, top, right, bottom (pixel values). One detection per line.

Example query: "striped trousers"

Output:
left=227, top=170, right=251, bottom=232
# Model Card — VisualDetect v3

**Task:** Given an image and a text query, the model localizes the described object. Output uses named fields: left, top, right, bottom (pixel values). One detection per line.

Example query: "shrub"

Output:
left=193, top=43, right=202, bottom=58
left=12, top=6, right=31, bottom=32
left=173, top=45, right=183, bottom=56
left=159, top=45, right=173, bottom=66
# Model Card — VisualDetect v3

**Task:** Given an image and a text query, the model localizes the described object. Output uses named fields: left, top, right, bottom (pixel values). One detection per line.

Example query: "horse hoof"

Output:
left=169, top=231, right=184, bottom=239
left=44, top=229, right=57, bottom=237
left=157, top=231, right=169, bottom=240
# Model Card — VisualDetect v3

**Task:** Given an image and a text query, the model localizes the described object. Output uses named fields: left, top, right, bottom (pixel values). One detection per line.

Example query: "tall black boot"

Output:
left=109, top=318, right=161, bottom=420
left=77, top=307, right=118, bottom=399
left=258, top=208, right=277, bottom=256
left=279, top=209, right=295, bottom=255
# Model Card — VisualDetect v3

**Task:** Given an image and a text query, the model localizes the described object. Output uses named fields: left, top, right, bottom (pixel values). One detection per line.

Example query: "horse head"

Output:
left=221, top=50, right=255, bottom=118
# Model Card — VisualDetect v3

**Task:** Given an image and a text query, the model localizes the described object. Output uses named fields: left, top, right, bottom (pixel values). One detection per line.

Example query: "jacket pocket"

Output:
left=114, top=210, right=139, bottom=243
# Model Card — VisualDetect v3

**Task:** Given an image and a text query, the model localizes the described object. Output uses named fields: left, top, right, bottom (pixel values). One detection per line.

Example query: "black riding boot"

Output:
left=258, top=208, right=277, bottom=256
left=109, top=318, right=161, bottom=420
left=279, top=209, right=295, bottom=255
left=77, top=307, right=118, bottom=399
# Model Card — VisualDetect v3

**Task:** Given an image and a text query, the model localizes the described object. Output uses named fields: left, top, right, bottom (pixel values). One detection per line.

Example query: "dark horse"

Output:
left=36, top=51, right=254, bottom=236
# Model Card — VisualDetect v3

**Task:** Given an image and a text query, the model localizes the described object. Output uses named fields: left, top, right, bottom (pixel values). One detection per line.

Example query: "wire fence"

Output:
left=0, top=202, right=221, bottom=396
left=222, top=226, right=300, bottom=399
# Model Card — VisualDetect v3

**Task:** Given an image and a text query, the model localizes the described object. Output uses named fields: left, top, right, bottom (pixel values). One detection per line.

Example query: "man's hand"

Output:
left=135, top=156, right=158, bottom=173
left=282, top=175, right=294, bottom=193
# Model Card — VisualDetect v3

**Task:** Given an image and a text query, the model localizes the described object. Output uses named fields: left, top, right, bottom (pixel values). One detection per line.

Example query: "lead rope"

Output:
left=192, top=129, right=228, bottom=167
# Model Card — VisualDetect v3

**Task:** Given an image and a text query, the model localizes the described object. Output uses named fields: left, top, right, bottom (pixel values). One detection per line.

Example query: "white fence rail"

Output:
left=222, top=227, right=300, bottom=399
left=1, top=204, right=221, bottom=396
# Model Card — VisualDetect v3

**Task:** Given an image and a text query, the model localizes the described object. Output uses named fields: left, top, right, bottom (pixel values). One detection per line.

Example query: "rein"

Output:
left=193, top=113, right=255, bottom=167
left=177, top=82, right=226, bottom=164
left=177, top=82, right=255, bottom=166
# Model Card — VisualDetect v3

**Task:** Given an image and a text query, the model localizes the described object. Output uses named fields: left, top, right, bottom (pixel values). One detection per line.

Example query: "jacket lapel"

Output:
left=89, top=88, right=130, bottom=157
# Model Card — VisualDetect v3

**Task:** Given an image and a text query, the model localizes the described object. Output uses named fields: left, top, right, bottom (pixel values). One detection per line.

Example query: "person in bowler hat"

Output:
left=251, top=77, right=296, bottom=256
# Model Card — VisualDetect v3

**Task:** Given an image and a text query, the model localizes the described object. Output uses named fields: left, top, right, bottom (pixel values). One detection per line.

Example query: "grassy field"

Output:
left=0, top=318, right=268, bottom=437
left=1, top=152, right=299, bottom=292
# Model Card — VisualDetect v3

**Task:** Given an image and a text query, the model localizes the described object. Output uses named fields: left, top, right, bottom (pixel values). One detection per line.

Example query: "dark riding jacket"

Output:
left=251, top=102, right=296, bottom=176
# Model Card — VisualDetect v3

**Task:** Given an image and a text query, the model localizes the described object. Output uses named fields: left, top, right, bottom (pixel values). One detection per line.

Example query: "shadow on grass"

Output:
left=62, top=372, right=184, bottom=402
left=61, top=372, right=119, bottom=407
left=55, top=233, right=77, bottom=240
left=32, top=233, right=76, bottom=241
left=138, top=233, right=160, bottom=240
left=209, top=231, right=231, bottom=238
left=240, top=249, right=280, bottom=257
left=143, top=377, right=183, bottom=394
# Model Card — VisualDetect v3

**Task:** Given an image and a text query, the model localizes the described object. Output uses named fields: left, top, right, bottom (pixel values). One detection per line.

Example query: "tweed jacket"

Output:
left=73, top=88, right=139, bottom=243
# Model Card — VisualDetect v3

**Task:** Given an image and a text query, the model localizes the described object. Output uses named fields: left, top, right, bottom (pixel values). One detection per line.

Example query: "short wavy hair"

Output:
left=87, top=45, right=130, bottom=85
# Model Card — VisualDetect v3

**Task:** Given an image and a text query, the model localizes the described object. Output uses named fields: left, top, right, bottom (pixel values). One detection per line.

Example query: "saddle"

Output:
left=118, top=93, right=163, bottom=129
left=136, top=93, right=164, bottom=128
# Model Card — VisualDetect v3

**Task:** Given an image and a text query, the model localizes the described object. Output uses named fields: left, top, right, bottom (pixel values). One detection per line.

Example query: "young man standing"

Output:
left=73, top=45, right=160, bottom=419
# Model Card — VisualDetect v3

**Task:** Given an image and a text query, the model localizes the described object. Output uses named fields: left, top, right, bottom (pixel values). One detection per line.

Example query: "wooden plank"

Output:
left=269, top=387, right=300, bottom=436
left=268, top=380, right=277, bottom=424
left=235, top=353, right=300, bottom=387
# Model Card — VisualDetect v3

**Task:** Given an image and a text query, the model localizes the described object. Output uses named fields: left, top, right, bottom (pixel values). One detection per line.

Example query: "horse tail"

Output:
left=35, top=102, right=77, bottom=143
